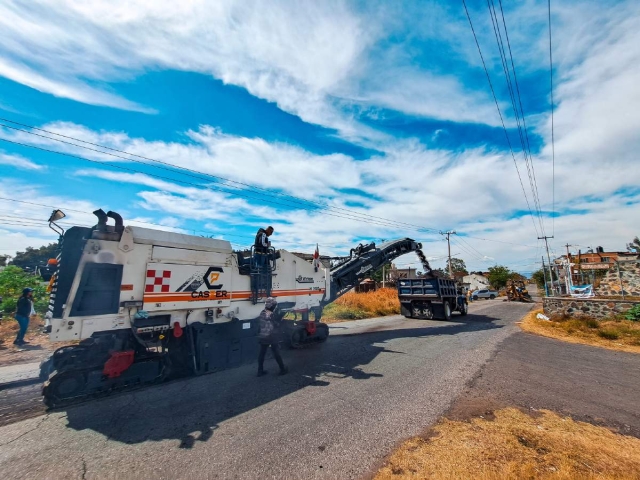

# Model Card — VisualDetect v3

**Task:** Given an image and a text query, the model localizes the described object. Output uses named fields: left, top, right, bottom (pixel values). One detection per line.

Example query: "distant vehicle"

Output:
left=472, top=289, right=498, bottom=300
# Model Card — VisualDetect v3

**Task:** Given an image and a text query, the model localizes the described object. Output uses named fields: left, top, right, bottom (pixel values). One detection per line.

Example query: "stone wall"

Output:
left=594, top=260, right=640, bottom=296
left=543, top=297, right=639, bottom=319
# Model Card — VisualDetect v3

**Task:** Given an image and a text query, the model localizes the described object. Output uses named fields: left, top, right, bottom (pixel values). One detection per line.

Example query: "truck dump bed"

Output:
left=397, top=277, right=466, bottom=320
left=398, top=277, right=458, bottom=299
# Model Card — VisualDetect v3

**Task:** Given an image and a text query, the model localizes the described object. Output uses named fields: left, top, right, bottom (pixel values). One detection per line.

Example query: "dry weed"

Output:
left=323, top=288, right=400, bottom=322
left=519, top=309, right=640, bottom=354
left=376, top=408, right=640, bottom=480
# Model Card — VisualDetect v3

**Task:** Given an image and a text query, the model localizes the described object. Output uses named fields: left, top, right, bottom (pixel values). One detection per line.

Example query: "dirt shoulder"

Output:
left=375, top=320, right=640, bottom=479
left=0, top=316, right=57, bottom=366
left=519, top=308, right=640, bottom=354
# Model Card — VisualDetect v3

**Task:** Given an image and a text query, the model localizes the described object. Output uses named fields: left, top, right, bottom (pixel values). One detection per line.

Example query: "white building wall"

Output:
left=463, top=274, right=490, bottom=291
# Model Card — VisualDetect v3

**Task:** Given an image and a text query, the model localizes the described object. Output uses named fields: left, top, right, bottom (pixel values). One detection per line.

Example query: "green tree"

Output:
left=531, top=268, right=557, bottom=295
left=487, top=265, right=512, bottom=290
left=10, top=243, right=59, bottom=271
left=432, top=268, right=447, bottom=278
left=448, top=257, right=468, bottom=275
left=370, top=262, right=392, bottom=284
left=0, top=266, right=48, bottom=314
left=531, top=269, right=546, bottom=292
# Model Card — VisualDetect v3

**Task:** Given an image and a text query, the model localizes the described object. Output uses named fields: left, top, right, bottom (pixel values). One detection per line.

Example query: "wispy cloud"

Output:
left=0, top=151, right=45, bottom=170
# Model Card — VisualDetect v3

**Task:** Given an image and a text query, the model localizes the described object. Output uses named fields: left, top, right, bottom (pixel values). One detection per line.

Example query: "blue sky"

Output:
left=1, top=0, right=639, bottom=275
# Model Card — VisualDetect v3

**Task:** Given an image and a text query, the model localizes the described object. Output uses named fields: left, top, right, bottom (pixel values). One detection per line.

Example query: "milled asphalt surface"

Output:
left=449, top=330, right=640, bottom=437
left=0, top=300, right=531, bottom=479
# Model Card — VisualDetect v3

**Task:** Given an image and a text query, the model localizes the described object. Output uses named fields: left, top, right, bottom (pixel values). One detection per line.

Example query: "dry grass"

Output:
left=323, top=288, right=400, bottom=323
left=519, top=309, right=640, bottom=354
left=376, top=407, right=640, bottom=480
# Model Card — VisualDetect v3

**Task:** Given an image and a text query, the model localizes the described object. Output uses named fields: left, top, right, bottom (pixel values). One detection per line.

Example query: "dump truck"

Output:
left=398, top=277, right=468, bottom=320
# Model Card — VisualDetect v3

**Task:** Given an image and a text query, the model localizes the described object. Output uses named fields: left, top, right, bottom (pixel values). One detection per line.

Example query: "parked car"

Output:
left=472, top=289, right=498, bottom=300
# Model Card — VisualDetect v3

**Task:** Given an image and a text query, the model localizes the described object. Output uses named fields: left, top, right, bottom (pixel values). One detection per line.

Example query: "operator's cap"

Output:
left=22, top=287, right=34, bottom=295
left=265, top=297, right=278, bottom=310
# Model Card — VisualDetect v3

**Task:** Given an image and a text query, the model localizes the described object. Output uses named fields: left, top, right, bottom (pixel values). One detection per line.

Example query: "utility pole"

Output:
left=382, top=264, right=385, bottom=288
left=440, top=230, right=456, bottom=278
left=538, top=235, right=555, bottom=296
left=541, top=256, right=550, bottom=297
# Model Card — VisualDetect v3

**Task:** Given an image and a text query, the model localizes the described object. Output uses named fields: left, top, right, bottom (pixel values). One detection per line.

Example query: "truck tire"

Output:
left=443, top=301, right=452, bottom=321
left=472, top=296, right=478, bottom=301
left=489, top=294, right=496, bottom=299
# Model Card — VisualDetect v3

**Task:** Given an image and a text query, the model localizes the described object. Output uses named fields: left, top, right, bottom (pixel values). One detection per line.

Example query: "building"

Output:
left=555, top=248, right=638, bottom=286
left=462, top=273, right=491, bottom=291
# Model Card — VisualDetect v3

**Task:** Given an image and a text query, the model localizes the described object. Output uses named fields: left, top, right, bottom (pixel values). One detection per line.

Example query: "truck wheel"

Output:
left=444, top=301, right=452, bottom=321
left=489, top=294, right=495, bottom=299
left=472, top=296, right=478, bottom=301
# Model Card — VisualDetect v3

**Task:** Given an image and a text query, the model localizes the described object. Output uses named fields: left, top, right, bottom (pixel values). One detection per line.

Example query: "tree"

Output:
left=448, top=257, right=468, bottom=275
left=432, top=268, right=448, bottom=278
left=531, top=268, right=557, bottom=294
left=0, top=265, right=49, bottom=314
left=10, top=243, right=59, bottom=271
left=531, top=269, right=546, bottom=292
left=628, top=236, right=640, bottom=253
left=370, top=262, right=392, bottom=284
left=486, top=265, right=512, bottom=290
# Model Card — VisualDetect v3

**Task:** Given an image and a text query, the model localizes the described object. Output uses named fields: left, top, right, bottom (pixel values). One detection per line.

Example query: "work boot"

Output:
left=257, top=370, right=268, bottom=377
left=278, top=367, right=289, bottom=376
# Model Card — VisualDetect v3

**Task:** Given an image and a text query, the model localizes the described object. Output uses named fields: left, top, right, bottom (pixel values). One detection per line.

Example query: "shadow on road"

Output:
left=59, top=312, right=504, bottom=447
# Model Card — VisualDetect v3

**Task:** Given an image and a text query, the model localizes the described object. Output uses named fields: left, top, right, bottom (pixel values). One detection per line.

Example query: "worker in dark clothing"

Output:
left=253, top=226, right=275, bottom=294
left=257, top=297, right=288, bottom=377
left=253, top=226, right=273, bottom=258
left=14, top=288, right=34, bottom=346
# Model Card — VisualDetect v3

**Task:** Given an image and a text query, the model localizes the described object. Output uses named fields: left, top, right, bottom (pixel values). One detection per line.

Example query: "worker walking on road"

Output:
left=14, top=287, right=34, bottom=346
left=257, top=297, right=288, bottom=377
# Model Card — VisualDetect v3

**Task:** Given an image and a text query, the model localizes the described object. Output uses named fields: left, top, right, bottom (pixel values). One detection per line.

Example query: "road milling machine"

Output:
left=40, top=209, right=434, bottom=407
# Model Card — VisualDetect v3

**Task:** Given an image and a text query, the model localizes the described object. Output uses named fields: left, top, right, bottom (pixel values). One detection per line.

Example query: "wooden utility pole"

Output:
left=440, top=230, right=456, bottom=278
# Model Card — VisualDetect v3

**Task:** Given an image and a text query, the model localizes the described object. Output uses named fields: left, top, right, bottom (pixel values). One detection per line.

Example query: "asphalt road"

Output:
left=0, top=300, right=531, bottom=479
left=449, top=330, right=640, bottom=437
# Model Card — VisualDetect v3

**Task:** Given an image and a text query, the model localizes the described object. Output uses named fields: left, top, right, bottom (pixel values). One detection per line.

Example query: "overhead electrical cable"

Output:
left=0, top=117, right=442, bottom=235
left=0, top=137, right=440, bottom=234
left=486, top=0, right=546, bottom=236
left=547, top=0, right=556, bottom=235
left=461, top=0, right=540, bottom=238
left=496, top=0, right=544, bottom=230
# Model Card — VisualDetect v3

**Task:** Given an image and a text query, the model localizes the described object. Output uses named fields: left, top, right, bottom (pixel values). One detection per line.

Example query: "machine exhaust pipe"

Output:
left=107, top=211, right=124, bottom=233
left=93, top=209, right=109, bottom=232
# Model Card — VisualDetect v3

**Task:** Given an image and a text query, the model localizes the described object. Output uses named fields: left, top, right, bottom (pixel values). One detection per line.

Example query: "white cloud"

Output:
left=0, top=151, right=45, bottom=170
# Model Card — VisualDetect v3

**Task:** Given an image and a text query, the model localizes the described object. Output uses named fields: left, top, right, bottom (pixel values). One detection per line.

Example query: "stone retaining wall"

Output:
left=543, top=297, right=639, bottom=319
left=595, top=260, right=640, bottom=296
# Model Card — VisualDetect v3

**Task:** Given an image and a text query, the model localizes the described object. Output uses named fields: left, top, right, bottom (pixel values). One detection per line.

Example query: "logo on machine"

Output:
left=204, top=266, right=224, bottom=290
left=296, top=275, right=314, bottom=283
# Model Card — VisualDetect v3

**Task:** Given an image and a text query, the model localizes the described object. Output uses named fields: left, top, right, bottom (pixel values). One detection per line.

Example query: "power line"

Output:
left=461, top=0, right=540, bottom=238
left=547, top=0, right=556, bottom=235
left=486, top=0, right=545, bottom=236
left=494, top=0, right=546, bottom=236
left=0, top=136, right=442, bottom=235
left=0, top=117, right=442, bottom=235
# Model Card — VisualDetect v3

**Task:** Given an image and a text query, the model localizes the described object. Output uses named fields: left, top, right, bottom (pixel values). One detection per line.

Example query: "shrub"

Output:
left=585, top=318, right=600, bottom=329
left=598, top=329, right=620, bottom=340
left=624, top=304, right=640, bottom=321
